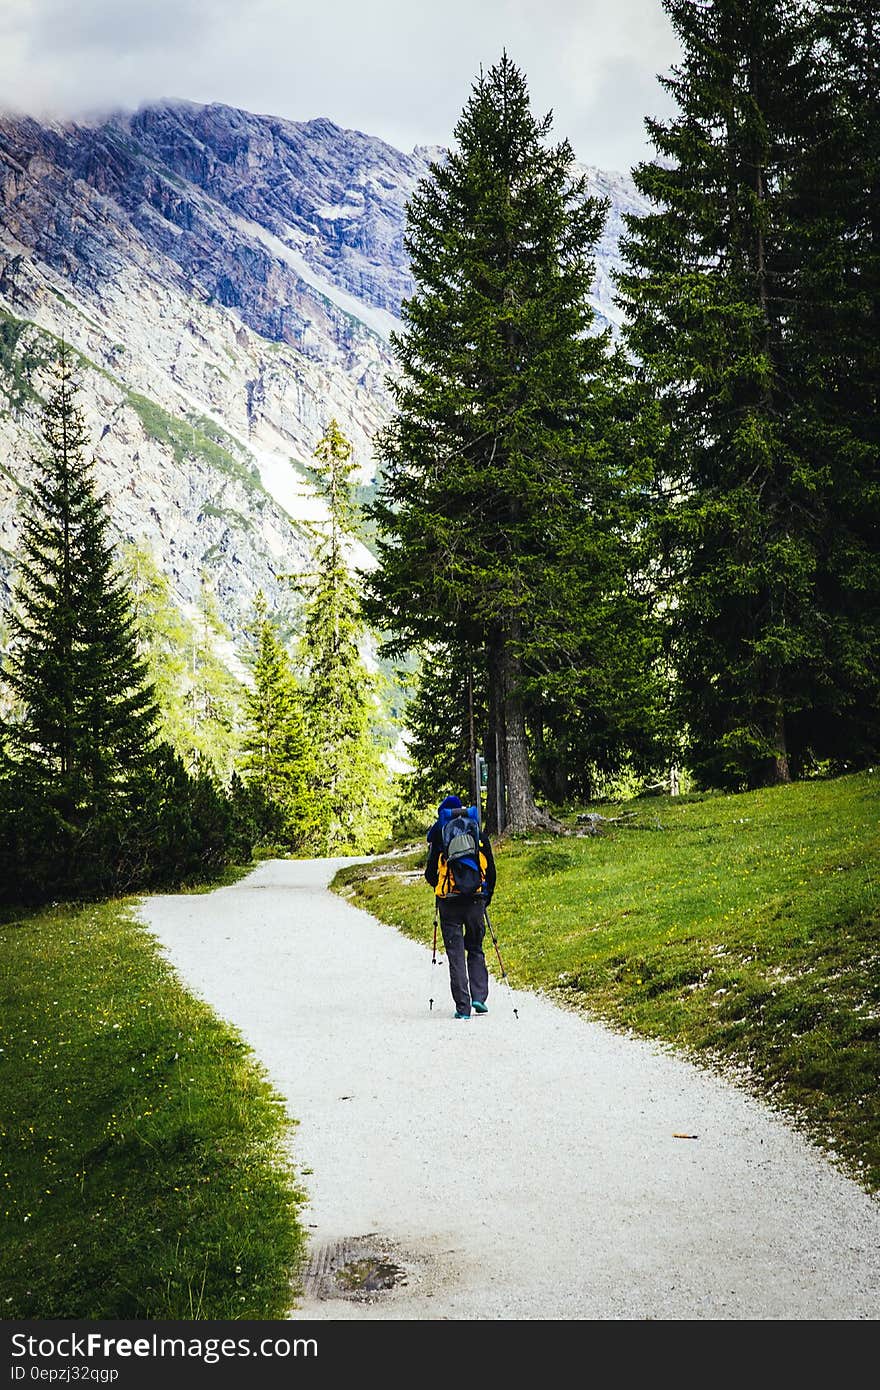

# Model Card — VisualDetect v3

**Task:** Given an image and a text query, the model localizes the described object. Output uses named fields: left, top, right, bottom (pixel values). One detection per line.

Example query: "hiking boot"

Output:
left=453, top=1010, right=471, bottom=1020
left=472, top=1000, right=488, bottom=1014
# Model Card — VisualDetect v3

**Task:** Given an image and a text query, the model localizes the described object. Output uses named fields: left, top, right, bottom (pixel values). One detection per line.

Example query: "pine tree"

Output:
left=125, top=542, right=193, bottom=753
left=4, top=347, right=157, bottom=811
left=297, top=420, right=388, bottom=853
left=617, top=0, right=844, bottom=788
left=368, top=53, right=654, bottom=830
left=125, top=548, right=246, bottom=780
left=783, top=0, right=880, bottom=766
left=239, top=590, right=314, bottom=844
left=183, top=577, right=244, bottom=779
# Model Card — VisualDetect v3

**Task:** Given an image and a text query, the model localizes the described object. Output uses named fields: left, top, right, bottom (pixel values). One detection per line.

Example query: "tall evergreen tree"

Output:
left=126, top=548, right=245, bottom=779
left=126, top=542, right=194, bottom=752
left=783, top=0, right=880, bottom=765
left=4, top=347, right=157, bottom=810
left=239, top=590, right=314, bottom=844
left=297, top=420, right=387, bottom=853
left=617, top=0, right=850, bottom=788
left=368, top=53, right=655, bottom=830
left=184, top=577, right=244, bottom=779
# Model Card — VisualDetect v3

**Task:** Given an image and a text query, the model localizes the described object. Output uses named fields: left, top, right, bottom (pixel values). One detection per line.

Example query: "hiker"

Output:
left=425, top=794, right=496, bottom=1019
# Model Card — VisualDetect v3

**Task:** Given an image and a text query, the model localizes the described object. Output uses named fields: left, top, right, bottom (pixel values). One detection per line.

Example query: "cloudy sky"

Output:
left=0, top=0, right=681, bottom=173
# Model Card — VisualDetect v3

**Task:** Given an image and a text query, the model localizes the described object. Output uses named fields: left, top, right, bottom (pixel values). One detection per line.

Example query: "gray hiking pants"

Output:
left=438, top=896, right=489, bottom=1016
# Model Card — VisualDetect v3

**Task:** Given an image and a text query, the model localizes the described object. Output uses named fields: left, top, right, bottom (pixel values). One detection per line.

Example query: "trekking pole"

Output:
left=429, top=902, right=440, bottom=1012
left=484, top=908, right=519, bottom=1020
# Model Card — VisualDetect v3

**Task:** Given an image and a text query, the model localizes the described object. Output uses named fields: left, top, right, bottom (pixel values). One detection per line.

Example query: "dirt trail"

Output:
left=140, top=858, right=880, bottom=1320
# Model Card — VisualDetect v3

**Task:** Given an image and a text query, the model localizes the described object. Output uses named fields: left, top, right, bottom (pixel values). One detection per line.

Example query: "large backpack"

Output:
left=439, top=810, right=484, bottom=898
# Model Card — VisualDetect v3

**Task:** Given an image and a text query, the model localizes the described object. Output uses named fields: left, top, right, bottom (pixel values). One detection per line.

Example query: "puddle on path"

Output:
left=304, top=1235, right=410, bottom=1304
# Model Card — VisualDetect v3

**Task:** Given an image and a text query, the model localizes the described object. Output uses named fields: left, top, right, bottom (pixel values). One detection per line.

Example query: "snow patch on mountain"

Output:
left=228, top=211, right=401, bottom=342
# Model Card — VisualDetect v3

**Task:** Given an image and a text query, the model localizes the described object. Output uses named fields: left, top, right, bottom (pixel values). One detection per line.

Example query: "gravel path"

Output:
left=139, top=858, right=880, bottom=1320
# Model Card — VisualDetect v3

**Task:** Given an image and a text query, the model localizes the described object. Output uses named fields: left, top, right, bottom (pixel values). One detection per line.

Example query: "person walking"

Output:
left=425, top=794, right=496, bottom=1019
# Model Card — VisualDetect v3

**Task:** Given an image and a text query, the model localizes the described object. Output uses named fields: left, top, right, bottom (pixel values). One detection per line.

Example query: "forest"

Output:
left=0, top=0, right=877, bottom=903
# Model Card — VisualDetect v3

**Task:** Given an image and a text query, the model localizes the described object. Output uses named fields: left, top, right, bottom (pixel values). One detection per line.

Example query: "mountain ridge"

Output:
left=0, top=98, right=648, bottom=633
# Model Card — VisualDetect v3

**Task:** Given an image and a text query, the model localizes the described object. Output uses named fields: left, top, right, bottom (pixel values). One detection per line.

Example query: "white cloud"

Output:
left=0, top=0, right=681, bottom=172
left=24, top=0, right=231, bottom=54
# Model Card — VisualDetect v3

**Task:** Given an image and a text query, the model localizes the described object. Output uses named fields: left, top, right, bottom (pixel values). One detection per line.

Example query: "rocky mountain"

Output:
left=0, top=99, right=649, bottom=634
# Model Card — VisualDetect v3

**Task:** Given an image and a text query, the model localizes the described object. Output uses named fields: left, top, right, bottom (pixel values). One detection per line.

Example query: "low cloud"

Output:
left=0, top=0, right=680, bottom=173
left=23, top=0, right=230, bottom=55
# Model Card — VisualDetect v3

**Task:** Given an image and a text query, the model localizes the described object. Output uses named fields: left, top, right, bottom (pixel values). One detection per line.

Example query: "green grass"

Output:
left=46, top=288, right=104, bottom=336
left=0, top=308, right=52, bottom=408
left=173, top=862, right=259, bottom=894
left=334, top=772, right=880, bottom=1189
left=0, top=897, right=306, bottom=1318
left=0, top=306, right=116, bottom=417
left=124, top=392, right=270, bottom=504
left=199, top=499, right=255, bottom=534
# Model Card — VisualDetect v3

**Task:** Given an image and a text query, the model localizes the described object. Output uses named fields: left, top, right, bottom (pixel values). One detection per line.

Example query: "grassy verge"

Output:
left=333, top=772, right=880, bottom=1190
left=1, top=897, right=306, bottom=1318
left=175, top=861, right=259, bottom=894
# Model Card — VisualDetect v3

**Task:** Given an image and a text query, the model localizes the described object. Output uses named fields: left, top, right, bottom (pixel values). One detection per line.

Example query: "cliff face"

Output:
left=0, top=100, right=648, bottom=630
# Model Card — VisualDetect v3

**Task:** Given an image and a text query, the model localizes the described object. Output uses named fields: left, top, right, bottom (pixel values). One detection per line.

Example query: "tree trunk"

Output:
left=766, top=703, right=791, bottom=785
left=491, top=625, right=561, bottom=833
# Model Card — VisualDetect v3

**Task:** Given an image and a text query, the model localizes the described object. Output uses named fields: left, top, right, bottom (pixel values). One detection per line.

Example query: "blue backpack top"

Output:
left=437, top=804, right=484, bottom=897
